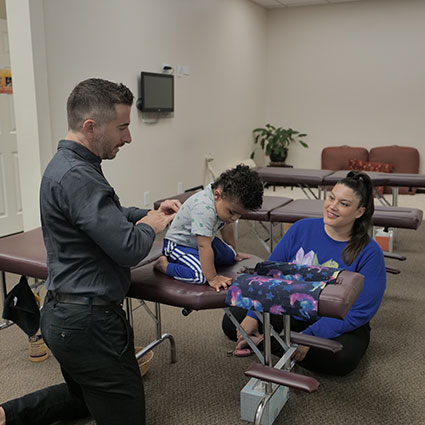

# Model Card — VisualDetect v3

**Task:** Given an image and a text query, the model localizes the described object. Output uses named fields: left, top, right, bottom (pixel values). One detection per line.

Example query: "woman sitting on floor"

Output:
left=222, top=171, right=387, bottom=376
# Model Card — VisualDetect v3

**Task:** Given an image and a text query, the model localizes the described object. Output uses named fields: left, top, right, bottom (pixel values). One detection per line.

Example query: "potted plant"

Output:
left=251, top=124, right=308, bottom=164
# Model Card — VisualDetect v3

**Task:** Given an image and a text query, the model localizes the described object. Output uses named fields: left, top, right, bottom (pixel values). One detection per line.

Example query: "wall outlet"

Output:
left=144, top=191, right=150, bottom=206
left=177, top=182, right=183, bottom=194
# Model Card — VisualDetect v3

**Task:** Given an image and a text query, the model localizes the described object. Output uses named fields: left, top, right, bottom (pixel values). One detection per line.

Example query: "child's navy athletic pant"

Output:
left=163, top=237, right=236, bottom=283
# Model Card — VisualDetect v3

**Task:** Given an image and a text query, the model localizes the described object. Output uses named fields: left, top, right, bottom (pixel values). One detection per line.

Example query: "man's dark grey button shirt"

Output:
left=40, top=140, right=155, bottom=302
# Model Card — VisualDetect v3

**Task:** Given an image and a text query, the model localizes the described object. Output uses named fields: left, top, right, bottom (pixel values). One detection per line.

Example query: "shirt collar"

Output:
left=58, top=139, right=102, bottom=166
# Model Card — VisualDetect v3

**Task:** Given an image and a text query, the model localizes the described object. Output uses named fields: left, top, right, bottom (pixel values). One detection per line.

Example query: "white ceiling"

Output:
left=250, top=0, right=360, bottom=8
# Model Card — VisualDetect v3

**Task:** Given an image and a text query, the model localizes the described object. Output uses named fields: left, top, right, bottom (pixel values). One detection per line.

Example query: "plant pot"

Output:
left=270, top=148, right=288, bottom=164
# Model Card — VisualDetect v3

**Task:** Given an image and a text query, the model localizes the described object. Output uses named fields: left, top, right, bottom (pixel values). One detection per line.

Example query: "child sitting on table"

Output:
left=154, top=164, right=263, bottom=292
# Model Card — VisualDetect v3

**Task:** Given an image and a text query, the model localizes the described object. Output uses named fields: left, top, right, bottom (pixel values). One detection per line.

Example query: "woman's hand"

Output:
left=235, top=316, right=262, bottom=351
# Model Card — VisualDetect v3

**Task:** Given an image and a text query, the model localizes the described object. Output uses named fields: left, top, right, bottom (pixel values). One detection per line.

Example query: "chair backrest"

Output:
left=369, top=145, right=419, bottom=194
left=369, top=145, right=419, bottom=174
left=321, top=146, right=369, bottom=171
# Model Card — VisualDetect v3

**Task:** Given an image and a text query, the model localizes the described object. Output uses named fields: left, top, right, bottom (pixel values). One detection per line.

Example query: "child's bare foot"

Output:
left=154, top=256, right=169, bottom=274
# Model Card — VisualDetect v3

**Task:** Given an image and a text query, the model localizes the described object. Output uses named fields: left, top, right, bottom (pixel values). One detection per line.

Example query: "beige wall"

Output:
left=42, top=0, right=267, bottom=207
left=265, top=0, right=425, bottom=172
left=7, top=0, right=425, bottom=224
left=0, top=0, right=5, bottom=20
left=6, top=0, right=53, bottom=231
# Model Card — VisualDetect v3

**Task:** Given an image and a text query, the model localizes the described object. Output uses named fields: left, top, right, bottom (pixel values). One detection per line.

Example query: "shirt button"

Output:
left=60, top=332, right=65, bottom=338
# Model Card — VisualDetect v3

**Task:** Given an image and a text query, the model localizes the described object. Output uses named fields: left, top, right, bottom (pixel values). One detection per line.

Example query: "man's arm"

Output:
left=64, top=167, right=157, bottom=267
left=122, top=206, right=150, bottom=223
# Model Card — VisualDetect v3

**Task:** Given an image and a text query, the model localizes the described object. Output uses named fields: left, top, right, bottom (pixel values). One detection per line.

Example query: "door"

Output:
left=0, top=18, right=23, bottom=236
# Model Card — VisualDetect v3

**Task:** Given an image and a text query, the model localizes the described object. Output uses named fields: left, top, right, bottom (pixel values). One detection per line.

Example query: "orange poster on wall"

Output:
left=0, top=69, right=13, bottom=94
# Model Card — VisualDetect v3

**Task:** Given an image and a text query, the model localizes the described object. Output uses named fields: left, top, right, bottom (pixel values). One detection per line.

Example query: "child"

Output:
left=154, top=164, right=263, bottom=291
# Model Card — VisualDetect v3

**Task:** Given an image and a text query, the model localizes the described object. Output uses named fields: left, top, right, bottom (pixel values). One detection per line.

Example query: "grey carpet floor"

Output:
left=1, top=220, right=424, bottom=425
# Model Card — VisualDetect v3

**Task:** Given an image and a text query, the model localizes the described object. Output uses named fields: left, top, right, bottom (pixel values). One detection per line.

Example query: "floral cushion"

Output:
left=348, top=159, right=393, bottom=173
left=348, top=159, right=392, bottom=194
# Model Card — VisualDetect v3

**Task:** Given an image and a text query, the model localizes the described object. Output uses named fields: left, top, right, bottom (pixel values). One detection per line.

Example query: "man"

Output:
left=0, top=78, right=180, bottom=425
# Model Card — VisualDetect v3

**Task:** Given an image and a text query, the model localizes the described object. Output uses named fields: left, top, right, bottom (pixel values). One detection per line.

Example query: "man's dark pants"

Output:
left=3, top=296, right=145, bottom=425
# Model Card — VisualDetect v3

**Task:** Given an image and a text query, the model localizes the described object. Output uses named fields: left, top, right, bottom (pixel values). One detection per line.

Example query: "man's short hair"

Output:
left=67, top=78, right=134, bottom=131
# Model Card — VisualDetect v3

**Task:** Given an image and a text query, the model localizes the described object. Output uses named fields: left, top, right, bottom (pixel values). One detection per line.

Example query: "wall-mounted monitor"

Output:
left=139, top=71, right=174, bottom=113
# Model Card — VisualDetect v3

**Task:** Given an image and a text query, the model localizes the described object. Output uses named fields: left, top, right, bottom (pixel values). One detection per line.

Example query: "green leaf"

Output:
left=252, top=124, right=308, bottom=155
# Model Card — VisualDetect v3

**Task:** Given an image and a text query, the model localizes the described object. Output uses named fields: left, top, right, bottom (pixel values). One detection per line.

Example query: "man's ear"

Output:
left=81, top=119, right=96, bottom=136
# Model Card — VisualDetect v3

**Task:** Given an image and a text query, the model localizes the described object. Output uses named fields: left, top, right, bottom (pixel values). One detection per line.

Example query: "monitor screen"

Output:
left=140, top=72, right=174, bottom=113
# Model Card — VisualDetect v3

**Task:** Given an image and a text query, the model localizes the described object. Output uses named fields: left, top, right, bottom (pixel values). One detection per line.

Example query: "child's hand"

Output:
left=208, top=275, right=232, bottom=292
left=235, top=252, right=250, bottom=261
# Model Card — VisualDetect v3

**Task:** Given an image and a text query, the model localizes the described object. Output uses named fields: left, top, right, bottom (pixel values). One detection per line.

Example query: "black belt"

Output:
left=47, top=291, right=122, bottom=306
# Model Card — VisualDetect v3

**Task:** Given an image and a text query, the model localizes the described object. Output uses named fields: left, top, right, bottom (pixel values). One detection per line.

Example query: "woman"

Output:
left=222, top=171, right=387, bottom=376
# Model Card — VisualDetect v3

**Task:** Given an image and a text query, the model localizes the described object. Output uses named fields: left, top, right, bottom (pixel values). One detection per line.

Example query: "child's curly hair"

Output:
left=211, top=164, right=263, bottom=210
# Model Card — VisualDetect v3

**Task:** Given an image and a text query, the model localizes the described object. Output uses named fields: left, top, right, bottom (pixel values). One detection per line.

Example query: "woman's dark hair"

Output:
left=338, top=170, right=374, bottom=265
left=211, top=164, right=263, bottom=211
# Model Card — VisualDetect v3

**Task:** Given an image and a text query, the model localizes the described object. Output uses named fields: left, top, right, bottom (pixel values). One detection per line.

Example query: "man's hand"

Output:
left=208, top=275, right=232, bottom=292
left=137, top=210, right=176, bottom=234
left=158, top=199, right=181, bottom=215
left=292, top=344, right=310, bottom=362
left=235, top=252, right=250, bottom=261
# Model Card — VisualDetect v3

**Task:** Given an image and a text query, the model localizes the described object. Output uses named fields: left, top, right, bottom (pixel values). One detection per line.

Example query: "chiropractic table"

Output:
left=155, top=190, right=294, bottom=253
left=322, top=169, right=425, bottom=207
left=0, top=227, right=364, bottom=425
left=157, top=188, right=423, bottom=251
left=154, top=190, right=422, bottom=274
left=255, top=166, right=425, bottom=207
left=255, top=167, right=334, bottom=200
